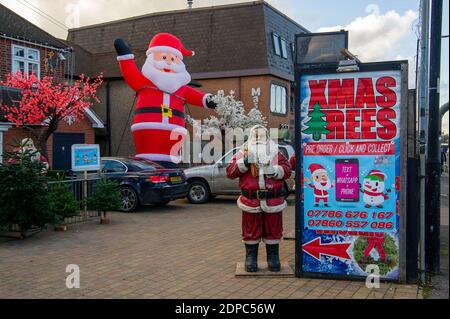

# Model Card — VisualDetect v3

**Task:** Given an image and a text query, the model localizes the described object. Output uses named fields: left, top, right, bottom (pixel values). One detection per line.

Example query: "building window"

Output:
left=280, top=38, right=288, bottom=59
left=270, top=83, right=287, bottom=115
left=12, top=45, right=40, bottom=79
left=272, top=33, right=281, bottom=56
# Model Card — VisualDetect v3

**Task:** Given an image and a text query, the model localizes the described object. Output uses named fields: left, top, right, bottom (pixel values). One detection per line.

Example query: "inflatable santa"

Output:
left=226, top=125, right=291, bottom=272
left=114, top=33, right=217, bottom=167
left=305, top=163, right=333, bottom=207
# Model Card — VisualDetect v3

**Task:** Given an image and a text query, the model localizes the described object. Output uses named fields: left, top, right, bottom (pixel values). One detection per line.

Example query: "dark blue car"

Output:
left=101, top=157, right=188, bottom=212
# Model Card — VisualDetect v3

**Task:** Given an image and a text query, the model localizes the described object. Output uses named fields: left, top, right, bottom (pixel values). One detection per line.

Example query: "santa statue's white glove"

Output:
left=263, top=166, right=276, bottom=178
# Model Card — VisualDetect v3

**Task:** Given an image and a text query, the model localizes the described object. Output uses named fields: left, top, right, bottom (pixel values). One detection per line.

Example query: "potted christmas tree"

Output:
left=89, top=178, right=122, bottom=224
left=0, top=141, right=56, bottom=238
left=49, top=176, right=80, bottom=231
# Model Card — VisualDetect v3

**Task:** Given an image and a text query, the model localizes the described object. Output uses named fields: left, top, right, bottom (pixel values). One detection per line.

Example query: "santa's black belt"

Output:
left=241, top=189, right=286, bottom=200
left=135, top=106, right=185, bottom=119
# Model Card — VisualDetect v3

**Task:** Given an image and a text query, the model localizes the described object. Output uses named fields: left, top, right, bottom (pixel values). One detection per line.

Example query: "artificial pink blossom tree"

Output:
left=0, top=72, right=103, bottom=160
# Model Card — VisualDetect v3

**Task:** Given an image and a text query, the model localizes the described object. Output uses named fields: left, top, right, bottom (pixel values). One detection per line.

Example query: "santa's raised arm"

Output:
left=114, top=33, right=217, bottom=167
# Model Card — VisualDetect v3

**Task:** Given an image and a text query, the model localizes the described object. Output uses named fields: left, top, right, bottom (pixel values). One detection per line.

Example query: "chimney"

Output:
left=187, top=0, right=193, bottom=9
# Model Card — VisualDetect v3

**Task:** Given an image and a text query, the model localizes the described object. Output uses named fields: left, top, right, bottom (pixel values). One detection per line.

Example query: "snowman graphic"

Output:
left=359, top=170, right=391, bottom=208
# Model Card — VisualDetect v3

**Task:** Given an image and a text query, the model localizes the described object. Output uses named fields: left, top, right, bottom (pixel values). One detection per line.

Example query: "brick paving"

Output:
left=0, top=197, right=420, bottom=299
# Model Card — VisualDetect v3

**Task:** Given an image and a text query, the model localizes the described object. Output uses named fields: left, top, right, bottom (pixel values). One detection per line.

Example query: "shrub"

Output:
left=0, top=144, right=56, bottom=236
left=47, top=170, right=66, bottom=181
left=89, top=178, right=122, bottom=217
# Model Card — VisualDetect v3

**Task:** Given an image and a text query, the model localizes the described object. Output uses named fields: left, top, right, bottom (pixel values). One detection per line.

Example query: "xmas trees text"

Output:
left=0, top=72, right=103, bottom=159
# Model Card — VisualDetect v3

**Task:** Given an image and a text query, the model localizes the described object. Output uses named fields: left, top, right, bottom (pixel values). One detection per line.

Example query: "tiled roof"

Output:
left=0, top=3, right=68, bottom=49
left=67, top=1, right=301, bottom=78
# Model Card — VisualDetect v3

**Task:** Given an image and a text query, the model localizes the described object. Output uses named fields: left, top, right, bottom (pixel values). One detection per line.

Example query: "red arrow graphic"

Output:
left=302, top=237, right=351, bottom=261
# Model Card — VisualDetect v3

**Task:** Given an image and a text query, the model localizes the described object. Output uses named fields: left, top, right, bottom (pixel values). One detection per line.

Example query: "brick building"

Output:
left=0, top=4, right=104, bottom=169
left=66, top=1, right=308, bottom=157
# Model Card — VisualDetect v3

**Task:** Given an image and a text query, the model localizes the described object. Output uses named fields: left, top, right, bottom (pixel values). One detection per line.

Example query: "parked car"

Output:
left=100, top=157, right=188, bottom=212
left=184, top=144, right=296, bottom=204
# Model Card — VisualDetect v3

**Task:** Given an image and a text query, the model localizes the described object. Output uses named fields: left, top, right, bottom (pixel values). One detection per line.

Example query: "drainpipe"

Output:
left=106, top=80, right=112, bottom=156
left=439, top=102, right=449, bottom=134
left=417, top=0, right=430, bottom=283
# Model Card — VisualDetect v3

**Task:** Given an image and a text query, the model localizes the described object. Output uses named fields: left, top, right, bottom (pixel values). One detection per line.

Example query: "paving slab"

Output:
left=0, top=196, right=419, bottom=299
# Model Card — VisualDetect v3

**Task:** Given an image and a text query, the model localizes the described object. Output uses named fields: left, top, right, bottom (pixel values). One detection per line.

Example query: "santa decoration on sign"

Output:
left=305, top=163, right=334, bottom=207
left=114, top=33, right=217, bottom=167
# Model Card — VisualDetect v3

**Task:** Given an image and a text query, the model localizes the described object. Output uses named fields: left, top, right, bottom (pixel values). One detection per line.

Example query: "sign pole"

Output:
left=83, top=170, right=88, bottom=218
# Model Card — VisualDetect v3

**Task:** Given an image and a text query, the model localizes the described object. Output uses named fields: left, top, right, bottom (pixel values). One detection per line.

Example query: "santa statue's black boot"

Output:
left=266, top=244, right=281, bottom=272
left=244, top=244, right=259, bottom=272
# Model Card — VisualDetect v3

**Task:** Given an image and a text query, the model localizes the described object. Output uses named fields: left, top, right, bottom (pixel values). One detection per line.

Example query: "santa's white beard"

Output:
left=142, top=55, right=191, bottom=93
left=313, top=179, right=331, bottom=191
left=247, top=140, right=278, bottom=166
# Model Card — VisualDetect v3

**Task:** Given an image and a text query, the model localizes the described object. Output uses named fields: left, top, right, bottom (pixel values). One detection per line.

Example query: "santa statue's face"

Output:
left=247, top=126, right=277, bottom=166
left=363, top=177, right=385, bottom=193
left=313, top=172, right=331, bottom=191
left=21, top=138, right=37, bottom=152
left=250, top=127, right=268, bottom=145
left=142, top=52, right=191, bottom=93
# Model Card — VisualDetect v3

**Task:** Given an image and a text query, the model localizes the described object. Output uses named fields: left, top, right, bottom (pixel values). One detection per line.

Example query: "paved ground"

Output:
left=0, top=197, right=420, bottom=299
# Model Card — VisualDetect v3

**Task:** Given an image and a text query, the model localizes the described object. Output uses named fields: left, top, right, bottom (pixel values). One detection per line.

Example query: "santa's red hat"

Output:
left=308, top=163, right=326, bottom=176
left=367, top=169, right=386, bottom=181
left=146, top=33, right=194, bottom=59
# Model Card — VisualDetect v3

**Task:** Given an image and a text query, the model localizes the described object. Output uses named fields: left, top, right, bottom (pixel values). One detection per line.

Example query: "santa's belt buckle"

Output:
left=256, top=190, right=268, bottom=200
left=161, top=104, right=172, bottom=118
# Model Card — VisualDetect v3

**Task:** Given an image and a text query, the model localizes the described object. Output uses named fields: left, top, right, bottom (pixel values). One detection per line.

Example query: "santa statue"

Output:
left=304, top=163, right=333, bottom=207
left=360, top=170, right=391, bottom=208
left=114, top=33, right=217, bottom=168
left=226, top=125, right=291, bottom=272
left=17, top=138, right=49, bottom=173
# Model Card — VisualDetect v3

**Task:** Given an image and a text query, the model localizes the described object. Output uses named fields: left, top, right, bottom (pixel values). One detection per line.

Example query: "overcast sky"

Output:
left=1, top=0, right=448, bottom=134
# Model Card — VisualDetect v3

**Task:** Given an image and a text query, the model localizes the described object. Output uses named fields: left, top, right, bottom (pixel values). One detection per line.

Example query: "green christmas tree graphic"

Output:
left=303, top=103, right=330, bottom=141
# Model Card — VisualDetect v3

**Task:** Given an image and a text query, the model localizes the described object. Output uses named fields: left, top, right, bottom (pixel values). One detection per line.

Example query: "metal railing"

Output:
left=0, top=177, right=102, bottom=237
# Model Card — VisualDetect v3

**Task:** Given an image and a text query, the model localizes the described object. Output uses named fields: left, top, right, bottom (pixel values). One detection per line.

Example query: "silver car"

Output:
left=184, top=144, right=295, bottom=204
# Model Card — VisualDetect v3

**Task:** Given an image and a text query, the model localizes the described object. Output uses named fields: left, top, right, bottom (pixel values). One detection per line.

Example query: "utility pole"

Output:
left=417, top=0, right=430, bottom=283
left=426, top=0, right=443, bottom=273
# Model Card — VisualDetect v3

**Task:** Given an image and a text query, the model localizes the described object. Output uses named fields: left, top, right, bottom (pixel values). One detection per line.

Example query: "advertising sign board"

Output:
left=294, top=61, right=408, bottom=281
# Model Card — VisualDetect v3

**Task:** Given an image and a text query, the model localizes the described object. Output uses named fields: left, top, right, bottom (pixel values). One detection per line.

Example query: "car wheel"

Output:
left=187, top=180, right=211, bottom=204
left=120, top=186, right=139, bottom=212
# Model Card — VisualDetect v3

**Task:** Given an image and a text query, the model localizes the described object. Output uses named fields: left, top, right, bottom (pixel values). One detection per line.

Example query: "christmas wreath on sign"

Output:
left=353, top=234, right=398, bottom=276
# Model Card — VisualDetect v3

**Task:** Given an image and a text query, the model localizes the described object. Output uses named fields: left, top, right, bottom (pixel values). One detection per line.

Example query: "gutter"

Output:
left=0, top=33, right=71, bottom=53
